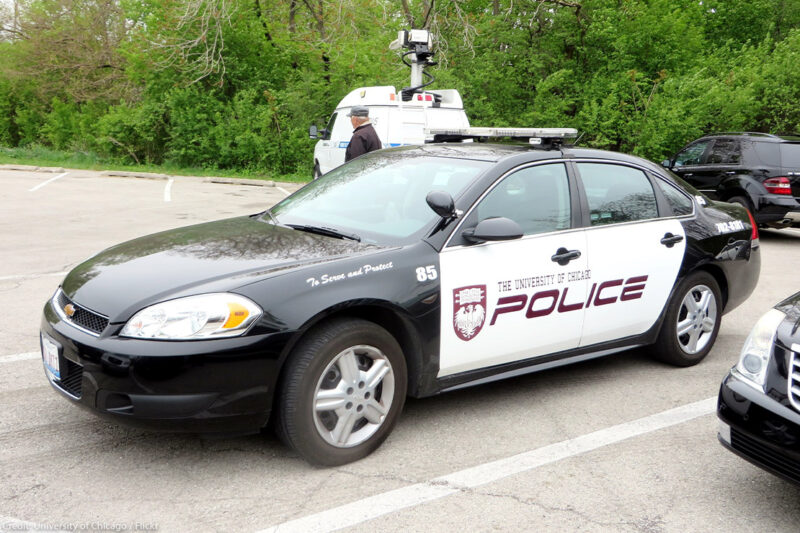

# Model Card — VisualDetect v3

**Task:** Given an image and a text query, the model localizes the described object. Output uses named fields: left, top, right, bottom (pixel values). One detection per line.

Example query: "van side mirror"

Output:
left=462, top=217, right=523, bottom=244
left=309, top=125, right=319, bottom=139
left=426, top=190, right=456, bottom=219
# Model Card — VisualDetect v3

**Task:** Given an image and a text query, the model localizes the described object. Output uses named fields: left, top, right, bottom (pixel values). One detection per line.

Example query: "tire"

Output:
left=313, top=161, right=322, bottom=180
left=727, top=195, right=752, bottom=214
left=276, top=318, right=407, bottom=466
left=653, top=271, right=722, bottom=367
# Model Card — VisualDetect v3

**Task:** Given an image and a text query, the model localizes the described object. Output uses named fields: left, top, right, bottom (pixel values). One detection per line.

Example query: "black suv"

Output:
left=663, top=133, right=800, bottom=228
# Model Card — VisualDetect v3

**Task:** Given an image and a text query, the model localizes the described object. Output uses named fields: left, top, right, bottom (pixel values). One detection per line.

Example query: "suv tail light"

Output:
left=764, top=176, right=792, bottom=195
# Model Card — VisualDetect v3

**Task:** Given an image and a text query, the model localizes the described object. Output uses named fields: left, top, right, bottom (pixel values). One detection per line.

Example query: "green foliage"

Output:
left=2, top=0, right=800, bottom=175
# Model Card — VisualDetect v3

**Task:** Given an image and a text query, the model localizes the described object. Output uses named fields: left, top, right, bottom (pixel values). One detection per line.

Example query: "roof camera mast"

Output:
left=390, top=29, right=438, bottom=101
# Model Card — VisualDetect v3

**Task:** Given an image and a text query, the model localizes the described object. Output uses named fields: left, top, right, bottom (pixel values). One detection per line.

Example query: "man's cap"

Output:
left=347, top=106, right=369, bottom=117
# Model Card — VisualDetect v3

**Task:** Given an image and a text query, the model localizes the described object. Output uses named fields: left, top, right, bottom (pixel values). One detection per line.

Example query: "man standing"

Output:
left=344, top=106, right=382, bottom=162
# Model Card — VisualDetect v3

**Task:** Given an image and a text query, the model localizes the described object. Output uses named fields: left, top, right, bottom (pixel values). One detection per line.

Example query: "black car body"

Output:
left=41, top=134, right=761, bottom=464
left=718, top=292, right=800, bottom=485
left=664, top=132, right=800, bottom=227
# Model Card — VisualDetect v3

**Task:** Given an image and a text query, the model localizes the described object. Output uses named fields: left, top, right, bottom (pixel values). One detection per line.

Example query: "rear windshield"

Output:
left=780, top=144, right=800, bottom=168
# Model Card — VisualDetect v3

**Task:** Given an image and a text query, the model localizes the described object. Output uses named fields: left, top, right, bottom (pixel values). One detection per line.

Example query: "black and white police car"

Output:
left=40, top=128, right=761, bottom=465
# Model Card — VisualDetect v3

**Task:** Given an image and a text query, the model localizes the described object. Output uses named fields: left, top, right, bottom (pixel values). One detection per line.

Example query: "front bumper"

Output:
left=717, top=371, right=800, bottom=485
left=40, top=299, right=289, bottom=434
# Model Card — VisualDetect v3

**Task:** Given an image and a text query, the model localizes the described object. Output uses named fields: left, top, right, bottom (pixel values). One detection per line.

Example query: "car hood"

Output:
left=61, top=216, right=382, bottom=321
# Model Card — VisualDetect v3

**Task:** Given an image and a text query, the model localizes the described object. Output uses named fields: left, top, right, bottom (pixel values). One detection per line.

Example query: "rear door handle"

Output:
left=660, top=232, right=684, bottom=248
left=551, top=247, right=581, bottom=266
left=725, top=171, right=736, bottom=175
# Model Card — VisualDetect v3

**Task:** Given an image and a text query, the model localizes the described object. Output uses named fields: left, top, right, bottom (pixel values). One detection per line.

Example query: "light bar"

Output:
left=425, top=127, right=578, bottom=139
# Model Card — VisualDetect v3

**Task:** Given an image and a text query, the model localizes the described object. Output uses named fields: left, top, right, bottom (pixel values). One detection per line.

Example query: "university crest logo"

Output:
left=453, top=285, right=487, bottom=341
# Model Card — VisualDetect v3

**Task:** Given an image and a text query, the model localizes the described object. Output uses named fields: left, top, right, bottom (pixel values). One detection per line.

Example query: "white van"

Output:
left=311, top=85, right=470, bottom=177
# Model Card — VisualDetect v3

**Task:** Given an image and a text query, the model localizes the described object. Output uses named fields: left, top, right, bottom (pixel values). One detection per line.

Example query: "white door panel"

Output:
left=579, top=219, right=686, bottom=346
left=438, top=231, right=589, bottom=377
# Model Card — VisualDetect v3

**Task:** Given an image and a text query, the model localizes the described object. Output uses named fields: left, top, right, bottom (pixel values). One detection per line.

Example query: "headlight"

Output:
left=120, top=293, right=262, bottom=340
left=734, top=308, right=786, bottom=390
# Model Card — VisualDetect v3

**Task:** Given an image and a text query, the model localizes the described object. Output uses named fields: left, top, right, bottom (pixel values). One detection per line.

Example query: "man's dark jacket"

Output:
left=345, top=123, right=382, bottom=162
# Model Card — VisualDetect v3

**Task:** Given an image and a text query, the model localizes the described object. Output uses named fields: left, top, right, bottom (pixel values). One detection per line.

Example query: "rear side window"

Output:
left=753, top=142, right=780, bottom=165
left=578, top=163, right=658, bottom=225
left=780, top=144, right=800, bottom=167
left=655, top=179, right=694, bottom=216
left=707, top=139, right=741, bottom=164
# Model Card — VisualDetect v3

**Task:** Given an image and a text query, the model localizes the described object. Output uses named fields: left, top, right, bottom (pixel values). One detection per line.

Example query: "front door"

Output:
left=438, top=163, right=588, bottom=377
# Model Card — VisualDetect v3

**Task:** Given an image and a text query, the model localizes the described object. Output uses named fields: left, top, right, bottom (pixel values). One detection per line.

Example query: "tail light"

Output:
left=764, top=176, right=792, bottom=195
left=746, top=208, right=759, bottom=244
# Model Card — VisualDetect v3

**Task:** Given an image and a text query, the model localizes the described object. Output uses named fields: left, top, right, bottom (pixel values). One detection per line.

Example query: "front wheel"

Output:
left=653, top=271, right=722, bottom=367
left=276, top=318, right=407, bottom=466
left=313, top=161, right=322, bottom=180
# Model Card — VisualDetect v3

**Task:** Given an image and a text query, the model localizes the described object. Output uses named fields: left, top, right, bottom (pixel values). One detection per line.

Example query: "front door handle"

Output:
left=660, top=232, right=684, bottom=248
left=682, top=172, right=693, bottom=178
left=551, top=247, right=581, bottom=266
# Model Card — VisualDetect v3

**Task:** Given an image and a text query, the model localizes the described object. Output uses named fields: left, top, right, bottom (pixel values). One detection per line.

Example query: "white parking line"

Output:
left=277, top=186, right=291, bottom=196
left=28, top=172, right=69, bottom=192
left=258, top=397, right=716, bottom=533
left=0, top=271, right=67, bottom=281
left=0, top=352, right=39, bottom=363
left=164, top=178, right=174, bottom=202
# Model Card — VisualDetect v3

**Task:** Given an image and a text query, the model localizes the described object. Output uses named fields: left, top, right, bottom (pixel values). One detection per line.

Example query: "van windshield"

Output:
left=268, top=152, right=490, bottom=245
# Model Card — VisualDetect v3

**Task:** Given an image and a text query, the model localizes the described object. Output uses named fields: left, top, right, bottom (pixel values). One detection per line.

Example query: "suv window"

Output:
left=673, top=140, right=711, bottom=167
left=780, top=144, right=800, bottom=167
left=707, top=139, right=741, bottom=164
left=476, top=163, right=571, bottom=235
left=655, top=179, right=694, bottom=216
left=753, top=141, right=780, bottom=165
left=578, top=163, right=658, bottom=225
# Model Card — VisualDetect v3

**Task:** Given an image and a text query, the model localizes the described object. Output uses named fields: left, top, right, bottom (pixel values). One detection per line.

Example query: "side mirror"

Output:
left=661, top=159, right=671, bottom=168
left=309, top=125, right=319, bottom=139
left=426, top=190, right=456, bottom=219
left=462, top=217, right=523, bottom=244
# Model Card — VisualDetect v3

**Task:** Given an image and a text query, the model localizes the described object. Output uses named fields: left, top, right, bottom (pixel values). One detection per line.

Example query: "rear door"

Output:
left=575, top=162, right=686, bottom=346
left=438, top=162, right=588, bottom=377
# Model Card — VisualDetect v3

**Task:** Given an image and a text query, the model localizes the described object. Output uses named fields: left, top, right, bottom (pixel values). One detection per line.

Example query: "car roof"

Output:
left=699, top=132, right=800, bottom=143
left=381, top=143, right=659, bottom=168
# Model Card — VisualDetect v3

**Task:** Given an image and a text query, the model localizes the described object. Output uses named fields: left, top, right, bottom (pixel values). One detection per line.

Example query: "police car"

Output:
left=40, top=128, right=761, bottom=465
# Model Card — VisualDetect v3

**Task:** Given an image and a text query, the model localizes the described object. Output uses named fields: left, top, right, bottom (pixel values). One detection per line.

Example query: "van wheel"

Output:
left=313, top=162, right=322, bottom=179
left=276, top=318, right=407, bottom=466
left=652, top=271, right=721, bottom=367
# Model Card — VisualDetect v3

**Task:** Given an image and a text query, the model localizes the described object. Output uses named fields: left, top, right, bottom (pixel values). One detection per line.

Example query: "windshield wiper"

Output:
left=287, top=224, right=361, bottom=242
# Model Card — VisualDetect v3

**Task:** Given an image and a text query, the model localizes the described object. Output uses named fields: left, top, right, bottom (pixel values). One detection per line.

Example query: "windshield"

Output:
left=268, top=151, right=490, bottom=244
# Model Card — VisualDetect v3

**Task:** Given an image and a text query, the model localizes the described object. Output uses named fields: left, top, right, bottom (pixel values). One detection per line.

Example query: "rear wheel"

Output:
left=276, top=318, right=407, bottom=466
left=727, top=195, right=752, bottom=214
left=653, top=271, right=722, bottom=367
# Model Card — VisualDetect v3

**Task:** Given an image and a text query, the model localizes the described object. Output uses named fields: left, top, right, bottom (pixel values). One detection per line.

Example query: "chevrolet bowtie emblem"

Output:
left=64, top=303, right=76, bottom=317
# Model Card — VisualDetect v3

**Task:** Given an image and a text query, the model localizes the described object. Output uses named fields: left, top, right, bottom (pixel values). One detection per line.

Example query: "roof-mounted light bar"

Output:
left=425, top=127, right=579, bottom=147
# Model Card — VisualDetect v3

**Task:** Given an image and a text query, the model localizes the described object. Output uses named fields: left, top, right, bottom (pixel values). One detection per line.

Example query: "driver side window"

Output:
left=475, top=163, right=571, bottom=236
left=673, top=140, right=711, bottom=167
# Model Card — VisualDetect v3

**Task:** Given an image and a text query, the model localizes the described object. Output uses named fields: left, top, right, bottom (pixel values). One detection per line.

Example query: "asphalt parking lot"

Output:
left=2, top=167, right=800, bottom=533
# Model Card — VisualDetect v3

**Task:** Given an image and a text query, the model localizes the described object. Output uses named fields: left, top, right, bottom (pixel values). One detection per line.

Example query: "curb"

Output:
left=100, top=170, right=169, bottom=180
left=203, top=177, right=276, bottom=187
left=0, top=164, right=65, bottom=173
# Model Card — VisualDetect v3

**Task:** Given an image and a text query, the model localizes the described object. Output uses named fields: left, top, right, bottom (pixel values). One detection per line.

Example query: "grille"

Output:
left=54, top=358, right=83, bottom=398
left=788, top=352, right=800, bottom=412
left=55, top=289, right=109, bottom=335
left=731, top=427, right=800, bottom=484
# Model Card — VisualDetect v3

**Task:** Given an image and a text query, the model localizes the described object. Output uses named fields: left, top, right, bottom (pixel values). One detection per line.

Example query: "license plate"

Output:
left=41, top=333, right=60, bottom=381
